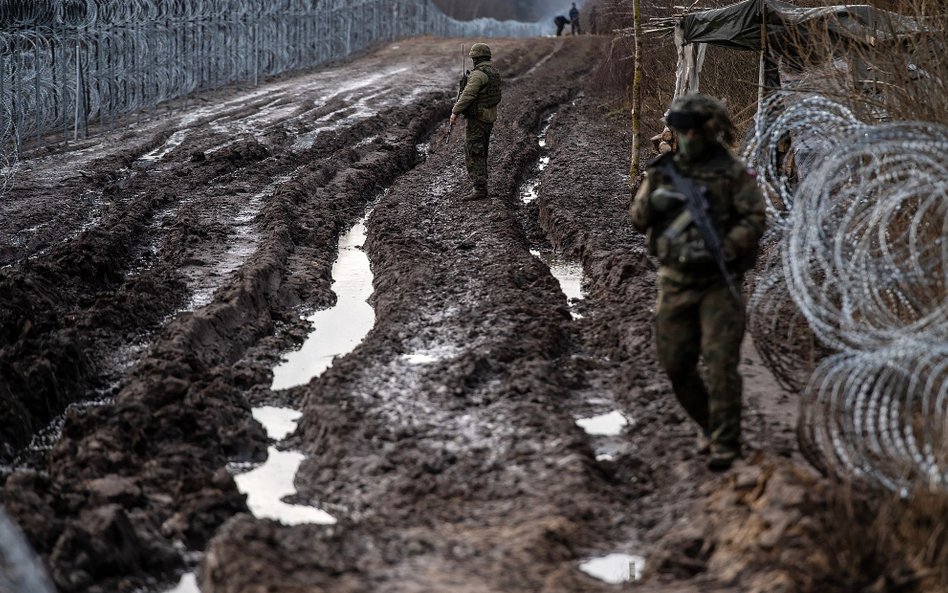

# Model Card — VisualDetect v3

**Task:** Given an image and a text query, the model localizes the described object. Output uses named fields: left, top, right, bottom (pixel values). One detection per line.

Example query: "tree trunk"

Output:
left=629, top=0, right=643, bottom=187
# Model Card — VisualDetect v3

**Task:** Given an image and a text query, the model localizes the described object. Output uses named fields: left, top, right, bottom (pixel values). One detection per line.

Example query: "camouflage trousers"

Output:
left=654, top=275, right=745, bottom=452
left=465, top=117, right=493, bottom=195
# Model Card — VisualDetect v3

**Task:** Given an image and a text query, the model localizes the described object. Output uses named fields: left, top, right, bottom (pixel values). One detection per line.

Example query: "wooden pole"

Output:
left=630, top=0, right=643, bottom=186
left=756, top=0, right=767, bottom=137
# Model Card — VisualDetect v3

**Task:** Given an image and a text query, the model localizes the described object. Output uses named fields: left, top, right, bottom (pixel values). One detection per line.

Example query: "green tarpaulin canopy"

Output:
left=679, top=0, right=925, bottom=52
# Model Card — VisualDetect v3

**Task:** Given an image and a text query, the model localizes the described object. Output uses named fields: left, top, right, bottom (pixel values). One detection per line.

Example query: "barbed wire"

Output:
left=0, top=0, right=544, bottom=194
left=743, top=91, right=948, bottom=493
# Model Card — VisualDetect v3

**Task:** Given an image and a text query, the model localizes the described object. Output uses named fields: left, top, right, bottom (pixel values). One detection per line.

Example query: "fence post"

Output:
left=14, top=48, right=23, bottom=154
left=74, top=41, right=81, bottom=142
left=0, top=51, right=7, bottom=156
left=32, top=37, right=40, bottom=149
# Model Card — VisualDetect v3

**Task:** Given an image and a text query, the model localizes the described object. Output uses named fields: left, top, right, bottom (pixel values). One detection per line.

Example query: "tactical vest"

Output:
left=470, top=63, right=502, bottom=114
left=645, top=151, right=753, bottom=279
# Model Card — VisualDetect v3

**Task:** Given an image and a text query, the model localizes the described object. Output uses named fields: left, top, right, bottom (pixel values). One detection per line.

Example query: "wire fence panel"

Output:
left=0, top=0, right=544, bottom=185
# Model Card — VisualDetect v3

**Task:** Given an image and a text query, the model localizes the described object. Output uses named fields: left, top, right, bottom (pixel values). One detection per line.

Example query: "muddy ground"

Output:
left=0, top=36, right=920, bottom=593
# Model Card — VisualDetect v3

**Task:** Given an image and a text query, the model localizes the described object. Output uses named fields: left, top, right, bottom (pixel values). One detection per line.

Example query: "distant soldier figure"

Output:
left=569, top=3, right=581, bottom=35
left=589, top=5, right=598, bottom=34
left=554, top=15, right=570, bottom=36
left=450, top=43, right=502, bottom=201
left=630, top=94, right=766, bottom=471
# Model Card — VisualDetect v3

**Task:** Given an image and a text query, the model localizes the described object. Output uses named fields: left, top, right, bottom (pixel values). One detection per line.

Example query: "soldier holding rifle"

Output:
left=630, top=94, right=766, bottom=471
left=449, top=43, right=502, bottom=201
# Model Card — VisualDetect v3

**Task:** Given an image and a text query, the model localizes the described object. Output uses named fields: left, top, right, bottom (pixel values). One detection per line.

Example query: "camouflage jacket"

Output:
left=452, top=62, right=502, bottom=124
left=630, top=147, right=766, bottom=285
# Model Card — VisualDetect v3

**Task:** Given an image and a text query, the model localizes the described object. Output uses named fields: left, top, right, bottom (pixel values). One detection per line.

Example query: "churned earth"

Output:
left=0, top=35, right=904, bottom=593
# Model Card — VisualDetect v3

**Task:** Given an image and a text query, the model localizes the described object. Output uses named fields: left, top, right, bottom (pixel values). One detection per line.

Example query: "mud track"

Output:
left=1, top=36, right=842, bottom=593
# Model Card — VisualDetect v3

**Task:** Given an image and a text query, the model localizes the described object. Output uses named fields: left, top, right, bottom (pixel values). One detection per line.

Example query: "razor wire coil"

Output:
left=743, top=91, right=948, bottom=493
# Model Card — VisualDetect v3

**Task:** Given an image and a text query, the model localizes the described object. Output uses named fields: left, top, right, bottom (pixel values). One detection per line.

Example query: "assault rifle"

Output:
left=657, top=159, right=742, bottom=301
left=447, top=44, right=469, bottom=140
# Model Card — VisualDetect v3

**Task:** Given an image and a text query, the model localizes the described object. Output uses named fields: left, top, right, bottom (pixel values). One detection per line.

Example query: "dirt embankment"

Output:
left=1, top=34, right=939, bottom=593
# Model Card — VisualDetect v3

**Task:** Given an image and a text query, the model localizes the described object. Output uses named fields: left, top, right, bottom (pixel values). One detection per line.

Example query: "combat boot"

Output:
left=707, top=445, right=740, bottom=471
left=695, top=429, right=711, bottom=456
left=462, top=187, right=488, bottom=201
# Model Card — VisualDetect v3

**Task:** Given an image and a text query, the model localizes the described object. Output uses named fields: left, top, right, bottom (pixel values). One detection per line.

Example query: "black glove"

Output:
left=649, top=187, right=685, bottom=213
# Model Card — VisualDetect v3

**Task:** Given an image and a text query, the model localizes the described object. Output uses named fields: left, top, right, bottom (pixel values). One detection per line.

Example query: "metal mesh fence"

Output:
left=0, top=0, right=543, bottom=180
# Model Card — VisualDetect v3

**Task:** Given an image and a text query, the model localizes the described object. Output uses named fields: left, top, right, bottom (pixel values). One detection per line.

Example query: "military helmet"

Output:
left=469, top=43, right=492, bottom=59
left=665, top=93, right=736, bottom=145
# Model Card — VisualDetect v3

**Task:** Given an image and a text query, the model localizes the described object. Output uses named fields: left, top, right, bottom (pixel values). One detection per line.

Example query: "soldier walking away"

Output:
left=450, top=43, right=502, bottom=201
left=630, top=94, right=766, bottom=471
left=554, top=15, right=570, bottom=36
left=569, top=3, right=581, bottom=35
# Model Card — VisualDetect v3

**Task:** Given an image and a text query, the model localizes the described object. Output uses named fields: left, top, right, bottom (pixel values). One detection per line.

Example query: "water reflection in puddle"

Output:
left=531, top=249, right=584, bottom=318
left=519, top=113, right=555, bottom=205
left=271, top=216, right=375, bottom=390
left=234, top=445, right=336, bottom=525
left=233, top=406, right=337, bottom=526
left=164, top=572, right=199, bottom=593
left=575, top=410, right=630, bottom=437
left=579, top=553, right=646, bottom=584
left=252, top=406, right=301, bottom=440
left=401, top=345, right=461, bottom=366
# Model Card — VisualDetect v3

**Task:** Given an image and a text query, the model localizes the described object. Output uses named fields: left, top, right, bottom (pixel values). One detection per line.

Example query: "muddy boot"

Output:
left=707, top=446, right=739, bottom=471
left=462, top=187, right=488, bottom=201
left=696, top=429, right=711, bottom=456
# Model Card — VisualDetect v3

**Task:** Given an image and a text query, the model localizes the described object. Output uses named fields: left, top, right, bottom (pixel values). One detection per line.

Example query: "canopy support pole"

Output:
left=756, top=0, right=768, bottom=140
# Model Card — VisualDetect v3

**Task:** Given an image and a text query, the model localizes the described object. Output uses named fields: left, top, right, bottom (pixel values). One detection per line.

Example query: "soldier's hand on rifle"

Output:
left=723, top=238, right=738, bottom=262
left=450, top=113, right=458, bottom=127
left=649, top=188, right=686, bottom=213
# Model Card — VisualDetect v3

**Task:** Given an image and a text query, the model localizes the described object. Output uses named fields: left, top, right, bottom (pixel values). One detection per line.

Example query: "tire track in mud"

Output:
left=1, top=37, right=569, bottom=593
left=199, top=37, right=638, bottom=593
left=0, top=36, right=469, bottom=461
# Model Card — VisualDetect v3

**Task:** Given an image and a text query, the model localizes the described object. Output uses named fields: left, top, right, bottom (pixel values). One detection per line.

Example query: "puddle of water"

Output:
left=234, top=446, right=337, bottom=526
left=401, top=345, right=461, bottom=366
left=415, top=141, right=431, bottom=161
left=233, top=406, right=337, bottom=526
left=252, top=406, right=302, bottom=440
left=579, top=553, right=646, bottom=584
left=529, top=249, right=585, bottom=317
left=548, top=259, right=584, bottom=304
left=519, top=155, right=551, bottom=205
left=271, top=216, right=375, bottom=390
left=576, top=410, right=630, bottom=437
left=164, top=572, right=199, bottom=593
left=403, top=353, right=439, bottom=364
left=139, top=130, right=190, bottom=163
left=518, top=113, right=555, bottom=204
left=537, top=113, right=555, bottom=148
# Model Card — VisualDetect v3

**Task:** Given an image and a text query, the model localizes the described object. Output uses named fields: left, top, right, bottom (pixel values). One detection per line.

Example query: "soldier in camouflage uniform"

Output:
left=630, top=94, right=766, bottom=470
left=450, top=43, right=502, bottom=201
